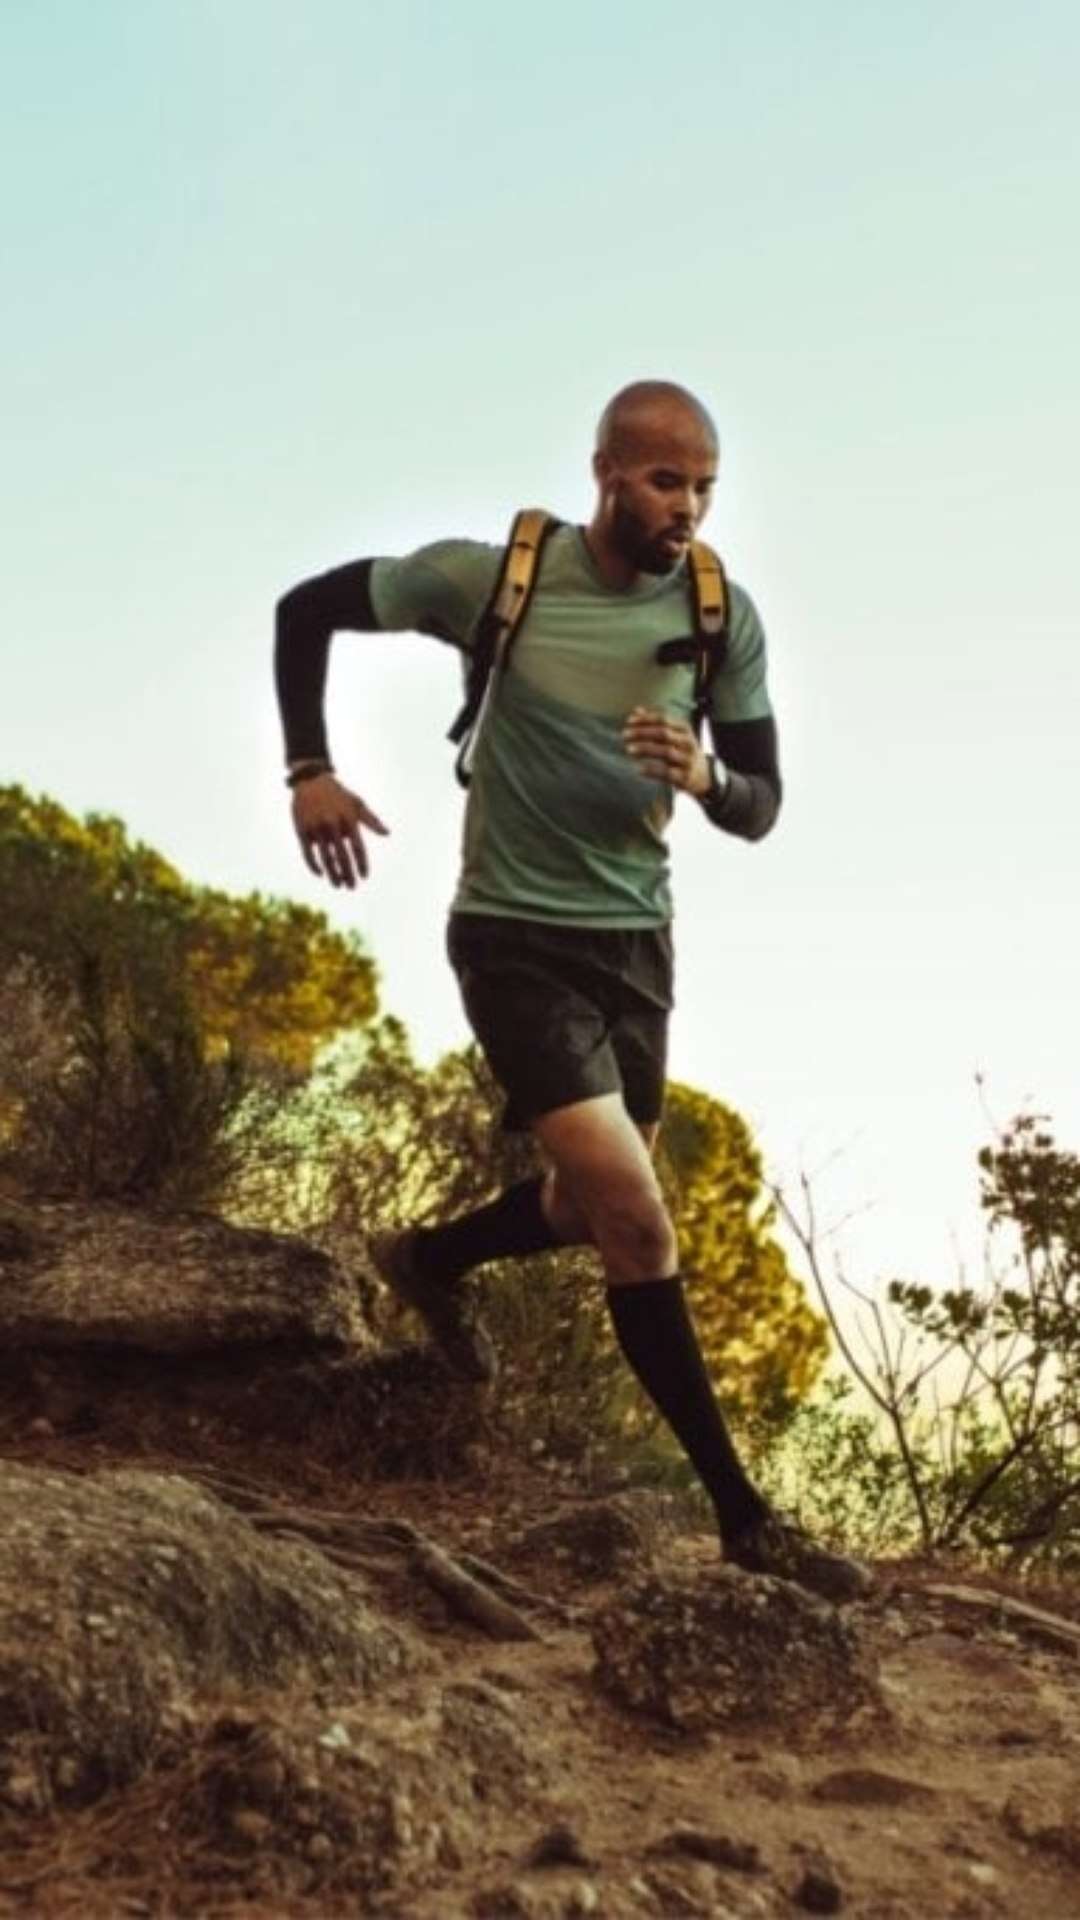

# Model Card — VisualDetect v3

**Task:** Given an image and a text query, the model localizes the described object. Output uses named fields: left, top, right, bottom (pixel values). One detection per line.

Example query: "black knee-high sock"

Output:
left=413, top=1177, right=567, bottom=1284
left=606, top=1275, right=768, bottom=1544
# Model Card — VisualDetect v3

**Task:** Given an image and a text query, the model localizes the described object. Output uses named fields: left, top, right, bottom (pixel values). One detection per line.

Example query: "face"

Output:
left=597, top=418, right=718, bottom=575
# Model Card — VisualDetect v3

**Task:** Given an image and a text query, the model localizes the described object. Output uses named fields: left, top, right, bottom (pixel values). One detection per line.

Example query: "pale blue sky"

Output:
left=3, top=1, right=1077, bottom=1287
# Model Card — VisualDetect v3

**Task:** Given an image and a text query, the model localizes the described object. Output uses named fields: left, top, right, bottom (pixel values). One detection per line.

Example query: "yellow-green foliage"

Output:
left=0, top=785, right=378, bottom=1197
left=660, top=1082, right=828, bottom=1416
left=0, top=785, right=377, bottom=1071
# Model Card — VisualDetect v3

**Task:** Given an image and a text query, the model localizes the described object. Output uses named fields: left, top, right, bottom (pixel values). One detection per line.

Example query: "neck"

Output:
left=582, top=516, right=638, bottom=590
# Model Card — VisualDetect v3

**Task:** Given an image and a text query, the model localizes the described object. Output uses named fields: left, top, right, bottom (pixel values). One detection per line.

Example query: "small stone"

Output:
left=650, top=1825, right=761, bottom=1872
left=639, top=1867, right=711, bottom=1916
left=229, top=1808, right=273, bottom=1846
left=811, top=1767, right=935, bottom=1807
left=317, top=1720, right=352, bottom=1751
left=27, top=1418, right=55, bottom=1438
left=472, top=1885, right=534, bottom=1919
left=3, top=1768, right=48, bottom=1813
left=525, top=1822, right=595, bottom=1869
left=1002, top=1789, right=1080, bottom=1867
left=564, top=1884, right=599, bottom=1917
left=306, top=1832, right=334, bottom=1862
left=968, top=1863, right=998, bottom=1886
left=793, top=1863, right=843, bottom=1913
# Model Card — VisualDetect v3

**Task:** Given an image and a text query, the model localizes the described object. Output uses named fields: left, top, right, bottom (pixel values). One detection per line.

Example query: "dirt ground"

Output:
left=1, top=1410, right=1078, bottom=1920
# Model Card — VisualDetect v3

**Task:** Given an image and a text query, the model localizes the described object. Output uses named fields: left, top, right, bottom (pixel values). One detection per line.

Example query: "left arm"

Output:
left=622, top=583, right=783, bottom=844
left=698, top=713, right=781, bottom=842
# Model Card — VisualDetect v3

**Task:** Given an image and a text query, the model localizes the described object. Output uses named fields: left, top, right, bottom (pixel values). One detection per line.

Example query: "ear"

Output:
left=592, top=448, right=613, bottom=489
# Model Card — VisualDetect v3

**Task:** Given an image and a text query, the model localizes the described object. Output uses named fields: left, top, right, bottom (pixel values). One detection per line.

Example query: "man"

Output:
left=274, top=380, right=868, bottom=1602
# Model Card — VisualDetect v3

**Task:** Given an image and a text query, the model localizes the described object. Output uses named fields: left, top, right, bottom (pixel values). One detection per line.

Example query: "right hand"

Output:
left=290, top=773, right=389, bottom=889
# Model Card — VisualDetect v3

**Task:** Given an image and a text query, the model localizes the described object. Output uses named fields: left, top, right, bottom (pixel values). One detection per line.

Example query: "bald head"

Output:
left=595, top=381, right=717, bottom=467
left=586, top=380, right=719, bottom=580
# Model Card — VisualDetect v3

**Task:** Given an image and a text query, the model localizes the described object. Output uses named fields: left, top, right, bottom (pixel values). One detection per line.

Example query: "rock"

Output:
left=967, top=1862, right=998, bottom=1886
left=472, top=1885, right=535, bottom=1918
left=191, top=1696, right=492, bottom=1901
left=1002, top=1788, right=1080, bottom=1867
left=649, top=1825, right=761, bottom=1871
left=0, top=1198, right=369, bottom=1353
left=524, top=1822, right=596, bottom=1868
left=439, top=1680, right=539, bottom=1802
left=591, top=1565, right=881, bottom=1735
left=1, top=1767, right=48, bottom=1813
left=810, top=1767, right=936, bottom=1807
left=994, top=1725, right=1038, bottom=1747
left=229, top=1808, right=273, bottom=1845
left=638, top=1864, right=718, bottom=1915
left=563, top=1884, right=599, bottom=1916
left=793, top=1860, right=844, bottom=1912
left=505, top=1497, right=651, bottom=1583
left=0, top=1462, right=410, bottom=1807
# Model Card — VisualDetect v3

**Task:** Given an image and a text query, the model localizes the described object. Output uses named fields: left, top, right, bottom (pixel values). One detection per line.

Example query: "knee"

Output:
left=588, top=1184, right=676, bottom=1281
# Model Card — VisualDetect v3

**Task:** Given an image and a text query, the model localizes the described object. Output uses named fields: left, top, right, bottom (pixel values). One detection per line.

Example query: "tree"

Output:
left=659, top=1083, right=828, bottom=1418
left=0, top=785, right=379, bottom=1197
left=0, top=784, right=377, bottom=1071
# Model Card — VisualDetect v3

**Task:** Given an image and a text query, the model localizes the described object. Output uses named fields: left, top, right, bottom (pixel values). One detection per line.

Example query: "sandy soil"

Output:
left=1, top=1431, right=1078, bottom=1920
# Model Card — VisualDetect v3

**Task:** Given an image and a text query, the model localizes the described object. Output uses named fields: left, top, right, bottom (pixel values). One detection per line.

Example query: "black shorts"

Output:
left=446, top=912, right=673, bottom=1132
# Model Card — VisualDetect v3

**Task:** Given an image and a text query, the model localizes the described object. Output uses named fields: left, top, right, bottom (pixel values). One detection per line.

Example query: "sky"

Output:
left=2, top=0, right=1078, bottom=1302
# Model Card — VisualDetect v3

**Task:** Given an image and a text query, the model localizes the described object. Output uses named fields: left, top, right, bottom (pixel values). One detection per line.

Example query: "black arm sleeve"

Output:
left=699, top=715, right=783, bottom=842
left=274, top=560, right=380, bottom=764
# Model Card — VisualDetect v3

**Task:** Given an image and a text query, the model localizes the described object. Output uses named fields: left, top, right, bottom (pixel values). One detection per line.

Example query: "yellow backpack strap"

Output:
left=687, top=539, right=730, bottom=735
left=450, top=508, right=561, bottom=785
left=486, top=507, right=554, bottom=655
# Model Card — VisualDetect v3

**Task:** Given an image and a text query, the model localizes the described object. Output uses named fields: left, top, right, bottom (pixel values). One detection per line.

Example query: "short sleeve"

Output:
left=709, top=582, right=773, bottom=725
left=369, top=539, right=502, bottom=651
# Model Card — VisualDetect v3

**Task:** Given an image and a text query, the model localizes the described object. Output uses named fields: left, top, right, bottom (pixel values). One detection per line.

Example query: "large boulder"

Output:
left=591, top=1564, right=882, bottom=1737
left=0, top=1196, right=369, bottom=1354
left=0, top=1463, right=410, bottom=1808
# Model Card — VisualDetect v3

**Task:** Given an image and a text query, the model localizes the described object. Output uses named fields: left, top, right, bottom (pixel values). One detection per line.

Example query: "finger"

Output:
left=355, top=803, right=390, bottom=836
left=343, top=821, right=369, bottom=881
left=317, top=832, right=351, bottom=890
left=626, top=734, right=685, bottom=770
left=625, top=720, right=684, bottom=750
left=299, top=834, right=323, bottom=880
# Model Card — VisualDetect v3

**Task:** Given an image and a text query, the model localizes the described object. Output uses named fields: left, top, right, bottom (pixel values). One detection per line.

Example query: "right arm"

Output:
left=275, top=560, right=387, bottom=889
left=273, top=543, right=500, bottom=888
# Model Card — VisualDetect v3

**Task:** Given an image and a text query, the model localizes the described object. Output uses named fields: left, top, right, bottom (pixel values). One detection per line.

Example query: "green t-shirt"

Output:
left=370, top=524, right=772, bottom=927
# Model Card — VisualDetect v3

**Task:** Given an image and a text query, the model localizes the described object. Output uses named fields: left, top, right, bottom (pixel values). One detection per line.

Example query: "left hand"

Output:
left=623, top=708, right=710, bottom=796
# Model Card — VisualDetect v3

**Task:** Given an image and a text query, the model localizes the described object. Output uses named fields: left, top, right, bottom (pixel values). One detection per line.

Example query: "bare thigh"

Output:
left=533, top=1094, right=675, bottom=1286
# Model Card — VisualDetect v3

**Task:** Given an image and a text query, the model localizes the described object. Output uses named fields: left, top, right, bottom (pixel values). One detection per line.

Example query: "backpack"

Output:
left=447, top=508, right=729, bottom=787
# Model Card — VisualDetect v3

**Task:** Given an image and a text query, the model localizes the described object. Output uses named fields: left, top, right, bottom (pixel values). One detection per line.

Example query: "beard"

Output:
left=610, top=496, right=684, bottom=576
